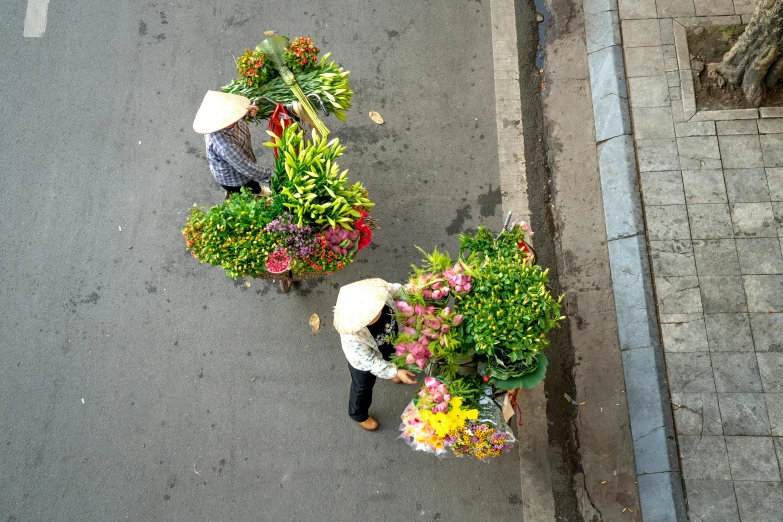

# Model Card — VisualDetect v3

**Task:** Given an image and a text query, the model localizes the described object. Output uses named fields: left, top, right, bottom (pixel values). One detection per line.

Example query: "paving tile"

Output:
left=744, top=275, right=783, bottom=312
left=673, top=20, right=690, bottom=70
left=760, top=134, right=783, bottom=167
left=712, top=352, right=763, bottom=392
left=705, top=313, right=754, bottom=352
left=672, top=392, right=723, bottom=435
left=700, top=276, right=747, bottom=313
left=679, top=435, right=731, bottom=479
left=666, top=70, right=681, bottom=87
left=692, top=108, right=759, bottom=121
left=621, top=19, right=661, bottom=47
left=618, top=0, right=657, bottom=18
left=758, top=119, right=783, bottom=134
left=680, top=71, right=697, bottom=119
left=732, top=0, right=757, bottom=14
left=657, top=0, right=696, bottom=17
left=632, top=106, right=674, bottom=138
left=757, top=353, right=783, bottom=392
left=775, top=202, right=783, bottom=235
left=656, top=275, right=703, bottom=314
left=660, top=311, right=704, bottom=324
left=749, top=313, right=783, bottom=352
left=637, top=139, right=680, bottom=172
left=666, top=352, right=715, bottom=392
left=649, top=239, right=696, bottom=276
left=661, top=317, right=708, bottom=352
left=682, top=170, right=727, bottom=203
left=731, top=202, right=777, bottom=238
left=675, top=120, right=714, bottom=137
left=766, top=395, right=783, bottom=436
left=724, top=168, right=770, bottom=203
left=664, top=56, right=679, bottom=72
left=736, top=238, right=783, bottom=274
left=678, top=136, right=722, bottom=170
left=646, top=204, right=690, bottom=239
left=776, top=437, right=783, bottom=472
left=718, top=393, right=771, bottom=435
left=670, top=97, right=687, bottom=124
left=628, top=76, right=670, bottom=107
left=718, top=135, right=765, bottom=169
left=675, top=15, right=743, bottom=26
left=624, top=46, right=665, bottom=77
left=734, top=481, right=783, bottom=522
left=662, top=44, right=677, bottom=62
left=693, top=239, right=740, bottom=276
left=725, top=436, right=781, bottom=480
left=688, top=204, right=734, bottom=239
left=768, top=168, right=783, bottom=201
left=641, top=171, right=685, bottom=205
left=761, top=108, right=783, bottom=118
left=659, top=18, right=675, bottom=44
left=683, top=479, right=740, bottom=522
left=694, top=0, right=737, bottom=15
left=717, top=120, right=759, bottom=135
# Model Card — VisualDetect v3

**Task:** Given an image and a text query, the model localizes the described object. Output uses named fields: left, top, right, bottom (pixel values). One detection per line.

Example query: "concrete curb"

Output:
left=582, top=0, right=688, bottom=520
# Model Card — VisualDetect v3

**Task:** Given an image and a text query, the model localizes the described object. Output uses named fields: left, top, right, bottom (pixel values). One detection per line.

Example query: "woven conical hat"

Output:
left=333, top=278, right=389, bottom=334
left=193, top=91, right=250, bottom=134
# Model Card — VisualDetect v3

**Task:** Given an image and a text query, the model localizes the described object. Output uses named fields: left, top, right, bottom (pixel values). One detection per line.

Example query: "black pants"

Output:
left=221, top=180, right=261, bottom=199
left=348, top=343, right=394, bottom=422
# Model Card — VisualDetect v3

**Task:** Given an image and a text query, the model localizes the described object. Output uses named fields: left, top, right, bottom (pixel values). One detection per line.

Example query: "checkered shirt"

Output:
left=204, top=118, right=273, bottom=187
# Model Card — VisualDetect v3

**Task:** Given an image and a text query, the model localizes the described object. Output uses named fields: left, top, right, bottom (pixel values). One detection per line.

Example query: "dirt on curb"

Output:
left=688, top=25, right=783, bottom=109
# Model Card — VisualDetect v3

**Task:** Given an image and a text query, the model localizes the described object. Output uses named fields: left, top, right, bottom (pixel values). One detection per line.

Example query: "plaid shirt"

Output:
left=204, top=118, right=273, bottom=187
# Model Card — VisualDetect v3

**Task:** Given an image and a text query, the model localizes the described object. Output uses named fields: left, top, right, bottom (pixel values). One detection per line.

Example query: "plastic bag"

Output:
left=267, top=103, right=293, bottom=158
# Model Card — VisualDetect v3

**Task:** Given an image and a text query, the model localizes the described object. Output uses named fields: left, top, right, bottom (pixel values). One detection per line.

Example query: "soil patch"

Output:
left=687, top=25, right=783, bottom=109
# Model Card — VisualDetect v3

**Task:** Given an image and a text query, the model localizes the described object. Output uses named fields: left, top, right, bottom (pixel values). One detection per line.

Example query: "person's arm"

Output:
left=387, top=282, right=404, bottom=300
left=211, top=132, right=273, bottom=182
left=340, top=331, right=398, bottom=379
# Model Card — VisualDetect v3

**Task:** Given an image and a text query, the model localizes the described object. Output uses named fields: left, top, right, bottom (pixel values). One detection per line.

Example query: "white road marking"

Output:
left=24, top=0, right=50, bottom=37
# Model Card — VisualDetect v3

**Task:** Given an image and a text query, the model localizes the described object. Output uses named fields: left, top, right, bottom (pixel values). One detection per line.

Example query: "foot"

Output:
left=357, top=417, right=379, bottom=431
left=390, top=377, right=402, bottom=384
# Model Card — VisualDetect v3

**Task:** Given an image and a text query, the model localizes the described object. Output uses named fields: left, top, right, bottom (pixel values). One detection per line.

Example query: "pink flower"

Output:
left=443, top=394, right=451, bottom=403
left=416, top=358, right=427, bottom=369
left=405, top=353, right=415, bottom=365
left=424, top=377, right=437, bottom=387
left=452, top=314, right=464, bottom=326
left=441, top=307, right=452, bottom=317
left=441, top=324, right=450, bottom=333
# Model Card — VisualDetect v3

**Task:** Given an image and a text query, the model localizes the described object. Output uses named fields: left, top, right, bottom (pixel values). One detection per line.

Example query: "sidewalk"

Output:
left=584, top=0, right=783, bottom=519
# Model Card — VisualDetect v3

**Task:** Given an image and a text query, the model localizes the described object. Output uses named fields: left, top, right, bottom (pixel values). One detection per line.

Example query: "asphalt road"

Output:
left=0, top=1, right=526, bottom=520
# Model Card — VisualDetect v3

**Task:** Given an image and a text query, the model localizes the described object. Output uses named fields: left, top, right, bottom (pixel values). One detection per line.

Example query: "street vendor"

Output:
left=192, top=90, right=273, bottom=198
left=333, top=278, right=418, bottom=431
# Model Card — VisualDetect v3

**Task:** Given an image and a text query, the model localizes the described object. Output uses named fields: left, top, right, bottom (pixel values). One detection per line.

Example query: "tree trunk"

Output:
left=708, top=0, right=783, bottom=107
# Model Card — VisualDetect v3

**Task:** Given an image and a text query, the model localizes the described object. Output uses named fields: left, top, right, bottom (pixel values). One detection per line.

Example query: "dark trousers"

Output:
left=221, top=180, right=261, bottom=199
left=348, top=343, right=394, bottom=422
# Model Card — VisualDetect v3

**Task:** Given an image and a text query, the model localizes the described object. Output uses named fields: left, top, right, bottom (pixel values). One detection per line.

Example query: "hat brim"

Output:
left=193, top=91, right=251, bottom=134
left=333, top=278, right=390, bottom=334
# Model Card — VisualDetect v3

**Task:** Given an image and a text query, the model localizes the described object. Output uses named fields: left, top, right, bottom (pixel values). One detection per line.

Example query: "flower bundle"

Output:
left=391, top=302, right=466, bottom=373
left=284, top=37, right=320, bottom=73
left=236, top=48, right=276, bottom=87
left=447, top=422, right=515, bottom=460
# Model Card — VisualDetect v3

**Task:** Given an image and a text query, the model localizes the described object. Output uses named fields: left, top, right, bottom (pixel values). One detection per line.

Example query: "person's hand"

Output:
left=396, top=369, right=418, bottom=385
left=247, top=105, right=259, bottom=118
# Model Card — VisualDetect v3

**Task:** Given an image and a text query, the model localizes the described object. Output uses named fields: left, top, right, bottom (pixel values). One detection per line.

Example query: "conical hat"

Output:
left=333, top=278, right=389, bottom=334
left=193, top=91, right=250, bottom=134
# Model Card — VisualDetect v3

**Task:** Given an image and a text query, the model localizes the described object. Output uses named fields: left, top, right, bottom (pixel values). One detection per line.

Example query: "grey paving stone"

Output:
left=661, top=312, right=704, bottom=324
left=598, top=136, right=644, bottom=238
left=638, top=139, right=681, bottom=172
left=732, top=202, right=777, bottom=238
left=660, top=18, right=675, bottom=44
left=704, top=313, right=754, bottom=352
left=671, top=392, right=723, bottom=435
left=670, top=97, right=687, bottom=124
left=682, top=170, right=727, bottom=203
left=749, top=313, right=783, bottom=352
left=641, top=171, right=685, bottom=205
left=724, top=168, right=770, bottom=203
left=719, top=393, right=771, bottom=435
left=673, top=20, right=690, bottom=71
left=617, top=0, right=657, bottom=18
left=758, top=119, right=783, bottom=134
left=681, top=71, right=697, bottom=119
left=584, top=0, right=618, bottom=13
left=587, top=45, right=627, bottom=99
left=666, top=70, right=681, bottom=87
left=766, top=395, right=783, bottom=436
left=734, top=481, right=783, bottom=522
left=662, top=317, right=709, bottom=352
left=717, top=120, right=759, bottom=135
left=760, top=107, right=783, bottom=118
left=628, top=75, right=670, bottom=107
left=695, top=0, right=737, bottom=15
left=621, top=18, right=661, bottom=47
left=736, top=238, right=783, bottom=274
left=637, top=473, right=688, bottom=522
left=625, top=46, right=665, bottom=77
left=593, top=94, right=632, bottom=142
left=679, top=435, right=732, bottom=479
left=678, top=136, right=722, bottom=170
left=718, top=135, right=765, bottom=169
left=665, top=56, right=680, bottom=72
left=744, top=275, right=783, bottom=312
left=683, top=479, right=740, bottom=522
left=693, top=239, right=740, bottom=276
left=712, top=352, right=763, bottom=393
left=658, top=0, right=696, bottom=17
left=768, top=168, right=783, bottom=201
left=647, top=205, right=691, bottom=240
left=757, top=353, right=783, bottom=392
left=674, top=15, right=742, bottom=26
left=725, top=436, right=781, bottom=480
left=732, top=0, right=758, bottom=15
left=669, top=85, right=681, bottom=101
left=775, top=202, right=783, bottom=235
left=662, top=43, right=677, bottom=61
left=650, top=239, right=696, bottom=276
left=688, top=204, right=735, bottom=239
left=666, top=352, right=716, bottom=392
left=656, top=275, right=703, bottom=314
left=691, top=109, right=760, bottom=121
left=700, top=276, right=748, bottom=313
left=675, top=120, right=715, bottom=137
left=760, top=134, right=783, bottom=167
left=585, top=11, right=621, bottom=53
left=741, top=13, right=754, bottom=23
left=632, top=106, right=675, bottom=138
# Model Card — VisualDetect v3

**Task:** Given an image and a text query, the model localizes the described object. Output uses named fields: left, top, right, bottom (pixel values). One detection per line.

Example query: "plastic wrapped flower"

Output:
left=265, top=249, right=291, bottom=274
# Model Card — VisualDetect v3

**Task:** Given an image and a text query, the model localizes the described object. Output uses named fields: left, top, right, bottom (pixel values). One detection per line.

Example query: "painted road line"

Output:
left=24, top=0, right=50, bottom=37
